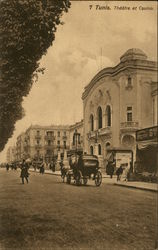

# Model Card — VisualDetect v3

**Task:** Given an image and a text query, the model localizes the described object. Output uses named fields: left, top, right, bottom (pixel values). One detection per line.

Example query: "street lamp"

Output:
left=73, top=129, right=80, bottom=161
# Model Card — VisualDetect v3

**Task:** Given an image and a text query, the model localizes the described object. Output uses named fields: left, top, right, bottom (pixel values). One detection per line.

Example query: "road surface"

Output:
left=0, top=169, right=156, bottom=250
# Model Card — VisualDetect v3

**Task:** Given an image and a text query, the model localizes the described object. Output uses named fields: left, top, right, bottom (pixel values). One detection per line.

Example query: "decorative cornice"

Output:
left=82, top=59, right=157, bottom=100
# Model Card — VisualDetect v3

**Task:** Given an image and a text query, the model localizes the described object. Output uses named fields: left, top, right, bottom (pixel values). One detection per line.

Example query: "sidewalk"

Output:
left=29, top=168, right=157, bottom=192
left=29, top=168, right=111, bottom=178
left=114, top=180, right=157, bottom=192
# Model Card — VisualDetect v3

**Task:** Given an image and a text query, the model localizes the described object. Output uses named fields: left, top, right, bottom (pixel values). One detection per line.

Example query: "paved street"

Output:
left=0, top=169, right=157, bottom=250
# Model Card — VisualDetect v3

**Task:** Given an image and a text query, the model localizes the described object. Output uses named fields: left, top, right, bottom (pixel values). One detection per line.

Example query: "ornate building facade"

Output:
left=6, top=146, right=16, bottom=163
left=14, top=121, right=83, bottom=163
left=82, top=48, right=157, bottom=168
left=69, top=119, right=83, bottom=154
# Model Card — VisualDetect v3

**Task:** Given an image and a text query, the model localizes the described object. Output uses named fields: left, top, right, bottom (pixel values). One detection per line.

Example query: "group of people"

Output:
left=106, top=160, right=131, bottom=182
left=6, top=163, right=17, bottom=171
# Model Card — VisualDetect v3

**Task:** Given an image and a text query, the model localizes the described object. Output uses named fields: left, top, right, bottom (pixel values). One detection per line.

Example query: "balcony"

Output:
left=44, top=144, right=54, bottom=149
left=120, top=121, right=139, bottom=132
left=98, top=127, right=112, bottom=137
left=35, top=144, right=42, bottom=149
left=71, top=144, right=83, bottom=150
left=35, top=135, right=41, bottom=139
left=87, top=131, right=96, bottom=139
left=87, top=127, right=112, bottom=140
left=62, top=135, right=67, bottom=140
left=24, top=144, right=29, bottom=149
left=44, top=135, right=55, bottom=141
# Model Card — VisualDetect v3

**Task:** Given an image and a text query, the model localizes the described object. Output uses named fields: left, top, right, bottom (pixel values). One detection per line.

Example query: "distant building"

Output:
left=16, top=133, right=25, bottom=161
left=82, top=48, right=157, bottom=169
left=69, top=119, right=83, bottom=154
left=6, top=146, right=16, bottom=163
left=15, top=121, right=83, bottom=163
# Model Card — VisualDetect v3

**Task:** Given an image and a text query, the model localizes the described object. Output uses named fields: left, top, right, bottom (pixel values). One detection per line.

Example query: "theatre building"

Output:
left=82, top=48, right=157, bottom=169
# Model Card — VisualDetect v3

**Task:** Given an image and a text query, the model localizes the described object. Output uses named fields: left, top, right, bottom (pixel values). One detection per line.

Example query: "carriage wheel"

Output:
left=66, top=174, right=71, bottom=184
left=76, top=171, right=82, bottom=186
left=95, top=171, right=102, bottom=186
left=83, top=178, right=88, bottom=185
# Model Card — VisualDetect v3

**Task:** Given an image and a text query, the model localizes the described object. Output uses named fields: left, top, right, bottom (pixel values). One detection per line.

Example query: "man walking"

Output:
left=116, top=165, right=123, bottom=181
left=20, top=160, right=29, bottom=184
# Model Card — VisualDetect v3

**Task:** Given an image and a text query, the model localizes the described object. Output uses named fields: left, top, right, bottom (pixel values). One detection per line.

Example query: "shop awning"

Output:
left=137, top=139, right=158, bottom=150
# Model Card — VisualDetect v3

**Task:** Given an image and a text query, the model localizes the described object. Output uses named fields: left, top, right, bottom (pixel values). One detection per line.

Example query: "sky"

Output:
left=0, top=1, right=157, bottom=162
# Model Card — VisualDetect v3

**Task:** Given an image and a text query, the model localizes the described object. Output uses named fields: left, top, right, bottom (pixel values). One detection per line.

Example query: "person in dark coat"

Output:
left=20, top=160, right=29, bottom=184
left=116, top=165, right=123, bottom=181
left=109, top=162, right=115, bottom=178
left=6, top=163, right=9, bottom=171
left=39, top=161, right=45, bottom=174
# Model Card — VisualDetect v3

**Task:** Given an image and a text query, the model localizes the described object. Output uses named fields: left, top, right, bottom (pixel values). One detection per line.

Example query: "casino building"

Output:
left=82, top=48, right=157, bottom=169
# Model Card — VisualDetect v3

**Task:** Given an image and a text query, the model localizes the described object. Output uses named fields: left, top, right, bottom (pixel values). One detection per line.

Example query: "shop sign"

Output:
left=136, top=126, right=158, bottom=141
left=115, top=152, right=132, bottom=168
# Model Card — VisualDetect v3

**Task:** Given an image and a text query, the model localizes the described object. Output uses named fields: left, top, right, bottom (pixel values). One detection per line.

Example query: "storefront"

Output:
left=106, top=148, right=133, bottom=171
left=136, top=126, right=158, bottom=173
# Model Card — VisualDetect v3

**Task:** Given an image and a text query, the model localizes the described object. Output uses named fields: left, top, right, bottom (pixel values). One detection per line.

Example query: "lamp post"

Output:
left=73, top=129, right=80, bottom=162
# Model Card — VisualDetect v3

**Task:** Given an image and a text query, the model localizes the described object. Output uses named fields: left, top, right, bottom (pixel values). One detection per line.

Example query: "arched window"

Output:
left=122, top=135, right=135, bottom=147
left=90, top=114, right=94, bottom=131
left=90, top=145, right=93, bottom=155
left=106, top=142, right=111, bottom=148
left=98, top=144, right=101, bottom=155
left=97, top=106, right=102, bottom=129
left=106, top=105, right=111, bottom=127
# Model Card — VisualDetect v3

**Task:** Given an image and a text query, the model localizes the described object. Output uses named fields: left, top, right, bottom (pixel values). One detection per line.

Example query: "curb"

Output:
left=29, top=169, right=61, bottom=176
left=114, top=183, right=158, bottom=193
left=29, top=169, right=157, bottom=192
left=29, top=169, right=111, bottom=179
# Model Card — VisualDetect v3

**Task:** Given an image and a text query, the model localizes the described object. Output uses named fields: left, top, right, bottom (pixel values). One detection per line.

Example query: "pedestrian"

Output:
left=110, top=162, right=115, bottom=178
left=6, top=163, right=9, bottom=171
left=116, top=165, right=123, bottom=181
left=53, top=161, right=55, bottom=172
left=20, top=160, right=29, bottom=184
left=122, top=162, right=130, bottom=182
left=40, top=161, right=45, bottom=174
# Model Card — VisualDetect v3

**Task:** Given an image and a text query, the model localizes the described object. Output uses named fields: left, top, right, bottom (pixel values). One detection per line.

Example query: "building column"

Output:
left=56, top=151, right=61, bottom=170
left=94, top=143, right=98, bottom=156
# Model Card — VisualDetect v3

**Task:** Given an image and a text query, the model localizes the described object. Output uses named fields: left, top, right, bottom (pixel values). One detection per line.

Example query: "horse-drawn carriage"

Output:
left=66, top=154, right=102, bottom=186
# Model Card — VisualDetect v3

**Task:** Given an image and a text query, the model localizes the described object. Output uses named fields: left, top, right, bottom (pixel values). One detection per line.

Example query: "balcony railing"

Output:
left=35, top=144, right=42, bottom=148
left=62, top=135, right=67, bottom=140
left=45, top=144, right=53, bottom=148
left=87, top=127, right=112, bottom=139
left=87, top=131, right=96, bottom=139
left=44, top=135, right=55, bottom=140
left=98, top=127, right=111, bottom=136
left=35, top=135, right=41, bottom=139
left=24, top=144, right=29, bottom=148
left=71, top=144, right=82, bottom=150
left=120, top=121, right=139, bottom=131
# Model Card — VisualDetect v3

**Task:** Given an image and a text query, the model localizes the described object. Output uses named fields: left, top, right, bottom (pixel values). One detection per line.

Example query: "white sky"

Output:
left=0, top=1, right=157, bottom=162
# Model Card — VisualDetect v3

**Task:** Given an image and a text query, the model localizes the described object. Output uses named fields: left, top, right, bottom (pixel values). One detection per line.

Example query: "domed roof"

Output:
left=120, top=48, right=147, bottom=62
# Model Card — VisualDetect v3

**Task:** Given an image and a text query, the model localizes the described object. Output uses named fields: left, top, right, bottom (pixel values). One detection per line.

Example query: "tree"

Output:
left=0, top=0, right=71, bottom=151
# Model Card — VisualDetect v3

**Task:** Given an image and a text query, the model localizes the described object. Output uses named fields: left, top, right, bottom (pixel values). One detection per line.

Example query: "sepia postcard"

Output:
left=0, top=0, right=157, bottom=250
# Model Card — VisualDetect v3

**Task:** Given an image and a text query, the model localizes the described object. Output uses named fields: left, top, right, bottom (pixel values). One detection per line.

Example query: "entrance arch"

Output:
left=122, top=134, right=135, bottom=147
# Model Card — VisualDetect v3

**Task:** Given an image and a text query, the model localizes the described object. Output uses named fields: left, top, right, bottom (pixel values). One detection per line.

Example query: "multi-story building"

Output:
left=15, top=121, right=84, bottom=163
left=82, top=48, right=157, bottom=168
left=69, top=119, right=83, bottom=154
left=16, top=133, right=25, bottom=161
left=6, top=146, right=16, bottom=163
left=17, top=125, right=70, bottom=163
